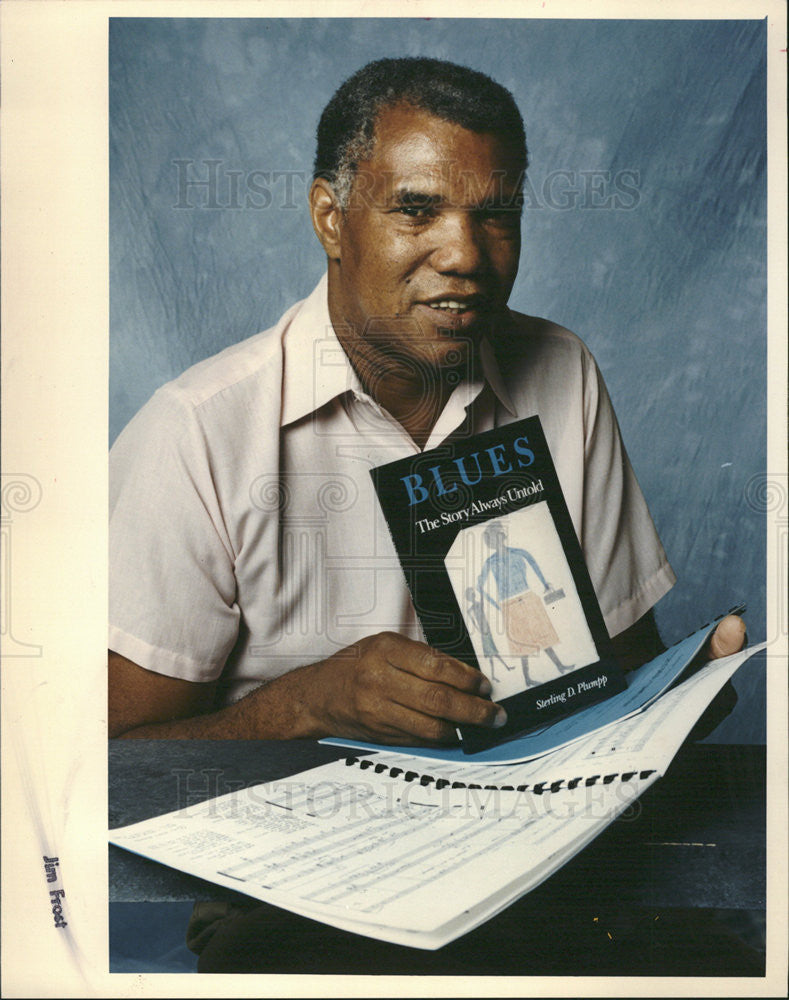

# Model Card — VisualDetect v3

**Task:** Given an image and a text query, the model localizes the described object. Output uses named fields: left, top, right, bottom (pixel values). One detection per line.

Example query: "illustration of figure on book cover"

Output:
left=446, top=503, right=600, bottom=701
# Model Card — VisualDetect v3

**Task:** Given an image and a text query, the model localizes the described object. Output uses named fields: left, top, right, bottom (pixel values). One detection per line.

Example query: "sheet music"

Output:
left=109, top=645, right=763, bottom=948
left=110, top=757, right=652, bottom=947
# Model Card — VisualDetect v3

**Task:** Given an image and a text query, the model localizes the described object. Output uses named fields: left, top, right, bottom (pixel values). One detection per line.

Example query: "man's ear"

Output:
left=309, top=178, right=343, bottom=260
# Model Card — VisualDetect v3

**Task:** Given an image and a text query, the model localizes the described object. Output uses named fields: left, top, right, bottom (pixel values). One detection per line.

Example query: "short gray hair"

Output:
left=313, top=57, right=528, bottom=209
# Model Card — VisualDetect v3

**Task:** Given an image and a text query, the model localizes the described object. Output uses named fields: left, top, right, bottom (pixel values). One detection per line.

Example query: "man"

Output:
left=108, top=57, right=744, bottom=741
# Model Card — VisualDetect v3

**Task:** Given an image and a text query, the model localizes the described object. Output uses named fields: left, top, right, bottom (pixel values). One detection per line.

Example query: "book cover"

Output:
left=370, top=415, right=626, bottom=750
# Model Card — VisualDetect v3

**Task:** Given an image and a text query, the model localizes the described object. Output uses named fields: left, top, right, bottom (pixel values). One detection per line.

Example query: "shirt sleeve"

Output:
left=109, top=385, right=241, bottom=682
left=579, top=348, right=676, bottom=637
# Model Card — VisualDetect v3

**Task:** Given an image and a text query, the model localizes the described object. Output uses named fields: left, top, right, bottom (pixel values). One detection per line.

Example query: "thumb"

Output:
left=708, top=615, right=746, bottom=659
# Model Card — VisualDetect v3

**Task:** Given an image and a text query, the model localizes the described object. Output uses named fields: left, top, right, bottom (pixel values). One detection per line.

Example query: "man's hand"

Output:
left=612, top=610, right=747, bottom=673
left=609, top=611, right=747, bottom=744
left=707, top=614, right=747, bottom=659
left=686, top=614, right=747, bottom=741
left=109, top=632, right=505, bottom=743
left=305, top=632, right=506, bottom=745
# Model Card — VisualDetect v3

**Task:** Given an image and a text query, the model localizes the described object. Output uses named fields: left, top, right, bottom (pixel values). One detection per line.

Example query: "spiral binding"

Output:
left=343, top=756, right=655, bottom=795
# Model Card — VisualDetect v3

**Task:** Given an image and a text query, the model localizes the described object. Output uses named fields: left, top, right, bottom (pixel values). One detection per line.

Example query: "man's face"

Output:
left=327, top=103, right=523, bottom=385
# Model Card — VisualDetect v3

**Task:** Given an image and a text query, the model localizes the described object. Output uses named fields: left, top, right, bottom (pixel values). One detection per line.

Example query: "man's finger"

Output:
left=708, top=615, right=746, bottom=659
left=383, top=692, right=507, bottom=743
left=384, top=668, right=507, bottom=730
left=381, top=634, right=491, bottom=694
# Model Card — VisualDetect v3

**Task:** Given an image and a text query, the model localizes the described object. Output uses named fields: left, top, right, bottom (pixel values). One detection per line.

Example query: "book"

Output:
left=109, top=639, right=763, bottom=950
left=370, top=415, right=625, bottom=750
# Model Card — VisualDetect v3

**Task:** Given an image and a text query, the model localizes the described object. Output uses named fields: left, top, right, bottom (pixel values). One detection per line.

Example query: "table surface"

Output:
left=109, top=739, right=766, bottom=912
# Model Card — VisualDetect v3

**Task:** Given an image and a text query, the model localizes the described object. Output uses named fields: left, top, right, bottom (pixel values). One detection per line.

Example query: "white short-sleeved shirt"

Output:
left=109, top=274, right=675, bottom=704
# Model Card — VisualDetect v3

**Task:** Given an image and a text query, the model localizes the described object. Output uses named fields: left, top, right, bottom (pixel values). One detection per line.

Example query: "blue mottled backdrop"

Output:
left=110, top=17, right=767, bottom=743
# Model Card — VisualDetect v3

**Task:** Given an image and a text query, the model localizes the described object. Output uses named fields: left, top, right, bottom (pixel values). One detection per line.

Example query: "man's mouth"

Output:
left=413, top=293, right=496, bottom=333
left=427, top=299, right=474, bottom=316
left=420, top=293, right=489, bottom=318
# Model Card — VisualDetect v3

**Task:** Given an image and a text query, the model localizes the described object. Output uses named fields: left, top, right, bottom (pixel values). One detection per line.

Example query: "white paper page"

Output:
left=515, top=643, right=768, bottom=782
left=110, top=755, right=652, bottom=949
left=596, top=644, right=768, bottom=772
left=322, top=773, right=659, bottom=949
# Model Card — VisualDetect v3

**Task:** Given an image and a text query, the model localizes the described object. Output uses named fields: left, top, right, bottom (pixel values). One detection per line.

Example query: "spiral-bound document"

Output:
left=110, top=643, right=762, bottom=949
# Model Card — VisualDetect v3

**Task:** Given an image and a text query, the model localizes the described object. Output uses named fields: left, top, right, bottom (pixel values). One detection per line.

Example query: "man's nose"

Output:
left=429, top=211, right=487, bottom=275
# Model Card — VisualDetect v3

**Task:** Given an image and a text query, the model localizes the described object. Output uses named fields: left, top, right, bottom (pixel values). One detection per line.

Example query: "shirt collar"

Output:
left=479, top=335, right=518, bottom=416
left=280, top=273, right=362, bottom=427
left=281, top=273, right=518, bottom=427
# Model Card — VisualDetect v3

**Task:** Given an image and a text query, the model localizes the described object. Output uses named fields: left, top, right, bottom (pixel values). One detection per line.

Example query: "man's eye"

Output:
left=396, top=204, right=435, bottom=219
